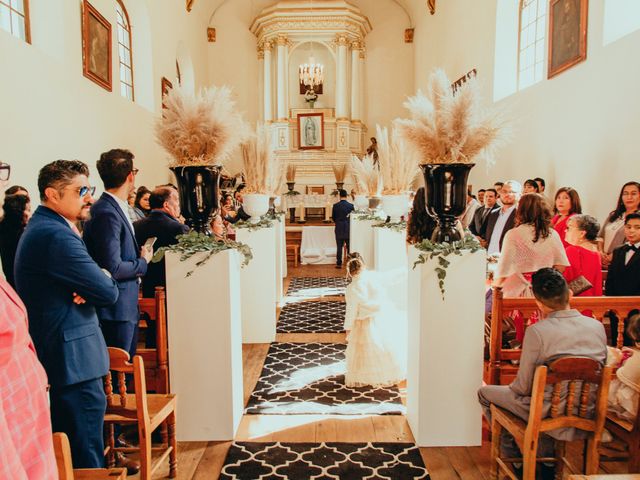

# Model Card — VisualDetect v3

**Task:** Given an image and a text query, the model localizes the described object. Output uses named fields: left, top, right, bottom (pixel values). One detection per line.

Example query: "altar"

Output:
left=300, top=225, right=336, bottom=264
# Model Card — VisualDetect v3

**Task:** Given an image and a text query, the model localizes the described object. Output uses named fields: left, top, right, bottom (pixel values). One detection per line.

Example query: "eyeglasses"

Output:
left=66, top=185, right=96, bottom=198
left=131, top=168, right=139, bottom=176
left=0, top=162, right=10, bottom=181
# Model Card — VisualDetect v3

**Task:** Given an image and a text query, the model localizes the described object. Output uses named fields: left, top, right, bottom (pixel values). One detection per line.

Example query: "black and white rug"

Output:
left=287, top=277, right=347, bottom=297
left=219, top=442, right=430, bottom=479
left=245, top=343, right=405, bottom=415
left=277, top=301, right=346, bottom=333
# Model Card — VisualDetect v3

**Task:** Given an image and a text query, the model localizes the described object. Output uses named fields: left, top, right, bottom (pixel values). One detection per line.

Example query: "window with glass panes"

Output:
left=0, top=0, right=30, bottom=43
left=116, top=0, right=134, bottom=101
left=518, top=0, right=546, bottom=90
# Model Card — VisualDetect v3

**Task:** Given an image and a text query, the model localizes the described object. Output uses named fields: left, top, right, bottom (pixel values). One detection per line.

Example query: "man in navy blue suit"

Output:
left=83, top=149, right=152, bottom=359
left=15, top=160, right=119, bottom=468
left=332, top=189, right=354, bottom=268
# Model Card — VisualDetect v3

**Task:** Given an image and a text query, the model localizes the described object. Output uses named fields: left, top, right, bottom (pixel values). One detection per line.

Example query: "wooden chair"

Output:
left=53, top=432, right=126, bottom=480
left=104, top=347, right=177, bottom=480
left=487, top=287, right=640, bottom=385
left=490, top=357, right=612, bottom=480
left=138, top=286, right=169, bottom=394
left=286, top=243, right=299, bottom=267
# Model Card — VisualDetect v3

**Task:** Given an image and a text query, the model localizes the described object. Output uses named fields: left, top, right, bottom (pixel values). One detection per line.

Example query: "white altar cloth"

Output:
left=300, top=226, right=337, bottom=264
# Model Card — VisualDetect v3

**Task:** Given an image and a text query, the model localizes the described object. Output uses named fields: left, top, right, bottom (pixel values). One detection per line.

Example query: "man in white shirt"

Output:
left=482, top=180, right=522, bottom=255
left=461, top=192, right=481, bottom=229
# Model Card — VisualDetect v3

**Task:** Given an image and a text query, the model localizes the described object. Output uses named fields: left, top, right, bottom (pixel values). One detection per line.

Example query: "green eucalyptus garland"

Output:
left=372, top=220, right=407, bottom=233
left=412, top=234, right=483, bottom=299
left=351, top=212, right=383, bottom=221
left=153, top=231, right=253, bottom=277
left=234, top=216, right=274, bottom=231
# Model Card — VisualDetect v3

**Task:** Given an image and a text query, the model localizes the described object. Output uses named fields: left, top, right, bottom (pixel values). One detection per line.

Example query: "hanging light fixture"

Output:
left=298, top=0, right=324, bottom=90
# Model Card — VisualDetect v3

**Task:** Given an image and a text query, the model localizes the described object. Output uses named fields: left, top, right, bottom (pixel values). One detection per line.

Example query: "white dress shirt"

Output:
left=487, top=205, right=515, bottom=255
left=625, top=242, right=640, bottom=265
left=105, top=191, right=135, bottom=234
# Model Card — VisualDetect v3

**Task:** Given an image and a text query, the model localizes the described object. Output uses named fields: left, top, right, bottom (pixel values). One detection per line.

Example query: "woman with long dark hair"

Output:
left=0, top=194, right=31, bottom=287
left=598, top=181, right=640, bottom=266
left=551, top=187, right=582, bottom=247
left=132, top=186, right=151, bottom=220
left=406, top=187, right=437, bottom=244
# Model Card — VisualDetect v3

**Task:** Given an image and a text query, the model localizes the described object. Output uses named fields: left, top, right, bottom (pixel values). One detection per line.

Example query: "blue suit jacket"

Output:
left=83, top=193, right=148, bottom=323
left=14, top=206, right=119, bottom=387
left=332, top=199, right=354, bottom=239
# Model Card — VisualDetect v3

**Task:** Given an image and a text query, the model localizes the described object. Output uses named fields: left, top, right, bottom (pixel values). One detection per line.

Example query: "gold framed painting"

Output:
left=548, top=0, right=588, bottom=79
left=82, top=0, right=112, bottom=91
left=297, top=113, right=324, bottom=150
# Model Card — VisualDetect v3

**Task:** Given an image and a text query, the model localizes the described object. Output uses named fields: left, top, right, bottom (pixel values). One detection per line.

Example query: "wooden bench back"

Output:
left=488, top=287, right=640, bottom=385
left=138, top=287, right=169, bottom=393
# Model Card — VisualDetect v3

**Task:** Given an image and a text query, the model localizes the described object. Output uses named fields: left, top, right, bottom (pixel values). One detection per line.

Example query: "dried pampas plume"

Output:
left=242, top=124, right=283, bottom=195
left=376, top=124, right=418, bottom=194
left=332, top=164, right=348, bottom=183
left=349, top=154, right=382, bottom=197
left=286, top=165, right=297, bottom=183
left=156, top=84, right=249, bottom=167
left=395, top=68, right=507, bottom=167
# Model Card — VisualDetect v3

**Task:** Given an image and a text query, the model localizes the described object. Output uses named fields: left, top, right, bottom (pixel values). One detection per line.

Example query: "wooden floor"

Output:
left=144, top=263, right=630, bottom=480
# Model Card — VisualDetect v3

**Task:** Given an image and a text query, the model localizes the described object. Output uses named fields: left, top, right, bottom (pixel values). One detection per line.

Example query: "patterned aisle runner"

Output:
left=219, top=442, right=430, bottom=479
left=286, top=277, right=347, bottom=297
left=245, top=343, right=405, bottom=415
left=277, top=301, right=346, bottom=333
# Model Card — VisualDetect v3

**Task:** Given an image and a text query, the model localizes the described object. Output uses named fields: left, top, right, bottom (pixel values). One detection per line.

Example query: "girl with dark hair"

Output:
left=563, top=214, right=602, bottom=296
left=551, top=187, right=582, bottom=247
left=406, top=187, right=437, bottom=244
left=0, top=194, right=31, bottom=287
left=523, top=179, right=540, bottom=194
left=599, top=181, right=640, bottom=266
left=131, top=186, right=151, bottom=221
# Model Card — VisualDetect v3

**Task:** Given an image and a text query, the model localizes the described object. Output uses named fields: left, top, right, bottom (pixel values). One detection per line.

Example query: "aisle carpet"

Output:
left=277, top=301, right=345, bottom=333
left=219, top=442, right=429, bottom=479
left=245, top=343, right=405, bottom=415
left=286, top=277, right=347, bottom=297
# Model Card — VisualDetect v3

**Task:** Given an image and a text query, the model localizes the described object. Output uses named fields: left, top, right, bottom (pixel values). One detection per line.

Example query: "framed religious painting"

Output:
left=298, top=113, right=324, bottom=150
left=548, top=0, right=588, bottom=79
left=161, top=77, right=173, bottom=110
left=82, top=0, right=112, bottom=91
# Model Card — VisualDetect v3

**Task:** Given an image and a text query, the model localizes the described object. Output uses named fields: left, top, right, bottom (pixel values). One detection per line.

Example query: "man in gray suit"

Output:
left=478, top=268, right=607, bottom=477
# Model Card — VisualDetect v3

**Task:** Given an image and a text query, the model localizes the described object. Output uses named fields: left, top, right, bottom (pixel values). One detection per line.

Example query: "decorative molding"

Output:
left=404, top=28, right=414, bottom=43
left=336, top=34, right=349, bottom=46
left=207, top=27, right=216, bottom=42
left=276, top=34, right=289, bottom=46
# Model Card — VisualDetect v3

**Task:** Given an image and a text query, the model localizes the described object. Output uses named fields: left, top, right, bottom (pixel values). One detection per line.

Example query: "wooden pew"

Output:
left=487, top=287, right=639, bottom=386
left=137, top=287, right=169, bottom=393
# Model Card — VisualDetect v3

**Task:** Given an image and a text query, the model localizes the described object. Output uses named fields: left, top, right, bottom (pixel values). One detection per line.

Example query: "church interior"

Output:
left=2, top=0, right=640, bottom=479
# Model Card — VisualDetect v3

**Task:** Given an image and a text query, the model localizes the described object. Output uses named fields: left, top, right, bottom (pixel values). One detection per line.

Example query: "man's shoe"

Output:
left=116, top=433, right=138, bottom=448
left=115, top=452, right=141, bottom=475
left=335, top=264, right=342, bottom=269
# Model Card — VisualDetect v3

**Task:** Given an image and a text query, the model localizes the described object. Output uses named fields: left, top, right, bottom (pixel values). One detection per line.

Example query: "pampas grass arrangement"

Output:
left=332, top=164, right=348, bottom=183
left=376, top=124, right=418, bottom=194
left=395, top=69, right=506, bottom=166
left=242, top=124, right=283, bottom=195
left=286, top=165, right=297, bottom=183
left=156, top=84, right=249, bottom=166
left=349, top=154, right=382, bottom=197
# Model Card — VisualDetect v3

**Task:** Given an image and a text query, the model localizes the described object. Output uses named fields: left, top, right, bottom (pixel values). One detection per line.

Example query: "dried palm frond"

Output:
left=376, top=124, right=418, bottom=194
left=332, top=164, right=348, bottom=183
left=285, top=164, right=297, bottom=183
left=395, top=68, right=507, bottom=166
left=156, top=84, right=249, bottom=166
left=349, top=154, right=382, bottom=197
left=241, top=124, right=277, bottom=194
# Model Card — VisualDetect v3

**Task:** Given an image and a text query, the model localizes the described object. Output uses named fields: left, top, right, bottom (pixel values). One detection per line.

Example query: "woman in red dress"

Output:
left=552, top=187, right=582, bottom=247
left=562, top=214, right=603, bottom=296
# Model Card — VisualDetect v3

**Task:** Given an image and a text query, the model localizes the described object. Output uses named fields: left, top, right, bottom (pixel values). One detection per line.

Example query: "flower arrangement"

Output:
left=155, top=84, right=249, bottom=166
left=349, top=154, right=382, bottom=197
left=241, top=124, right=284, bottom=195
left=376, top=125, right=418, bottom=194
left=304, top=88, right=318, bottom=106
left=286, top=164, right=297, bottom=183
left=395, top=69, right=506, bottom=166
left=332, top=164, right=348, bottom=184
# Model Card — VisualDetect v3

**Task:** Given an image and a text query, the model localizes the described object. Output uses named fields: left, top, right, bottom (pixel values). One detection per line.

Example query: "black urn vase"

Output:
left=170, top=165, right=222, bottom=235
left=420, top=163, right=474, bottom=243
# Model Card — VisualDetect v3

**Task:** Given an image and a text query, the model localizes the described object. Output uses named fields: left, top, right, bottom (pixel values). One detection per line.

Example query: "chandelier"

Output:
left=299, top=59, right=324, bottom=89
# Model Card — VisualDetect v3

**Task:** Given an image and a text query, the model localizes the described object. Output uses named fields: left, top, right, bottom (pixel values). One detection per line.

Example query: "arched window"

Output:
left=115, top=0, right=134, bottom=100
left=518, top=0, right=547, bottom=89
left=0, top=0, right=30, bottom=43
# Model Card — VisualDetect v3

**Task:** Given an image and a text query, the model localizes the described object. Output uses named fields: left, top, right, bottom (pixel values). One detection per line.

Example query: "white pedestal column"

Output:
left=236, top=226, right=277, bottom=343
left=350, top=41, right=361, bottom=122
left=276, top=36, right=288, bottom=121
left=373, top=227, right=407, bottom=272
left=263, top=41, right=273, bottom=122
left=274, top=218, right=284, bottom=306
left=406, top=246, right=485, bottom=446
left=279, top=216, right=287, bottom=279
left=349, top=215, right=378, bottom=269
left=165, top=250, right=243, bottom=441
left=336, top=35, right=349, bottom=120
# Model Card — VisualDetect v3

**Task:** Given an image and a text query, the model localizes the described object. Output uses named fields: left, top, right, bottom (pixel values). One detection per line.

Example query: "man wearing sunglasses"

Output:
left=14, top=160, right=119, bottom=469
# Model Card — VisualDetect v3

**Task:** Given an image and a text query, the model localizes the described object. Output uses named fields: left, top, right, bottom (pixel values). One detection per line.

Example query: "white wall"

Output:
left=0, top=0, right=215, bottom=199
left=408, top=0, right=640, bottom=221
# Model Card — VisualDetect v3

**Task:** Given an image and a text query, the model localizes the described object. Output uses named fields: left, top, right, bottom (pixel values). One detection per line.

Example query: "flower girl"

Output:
left=344, top=255, right=406, bottom=387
